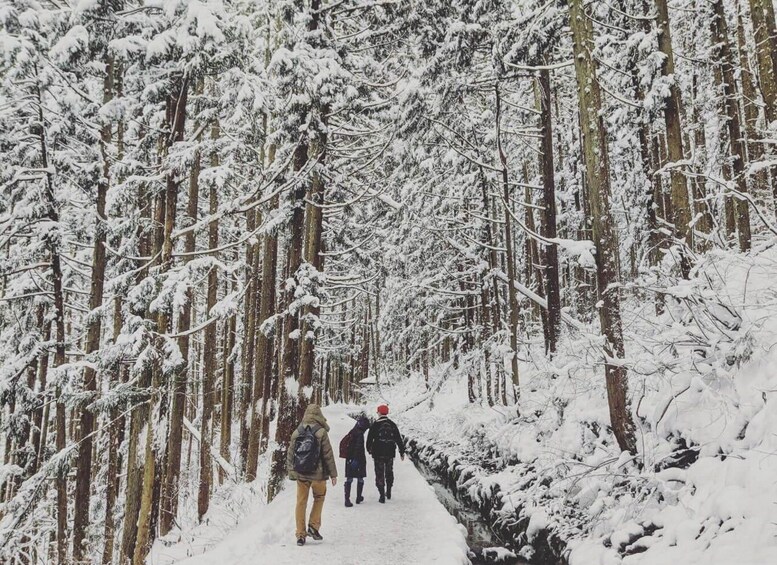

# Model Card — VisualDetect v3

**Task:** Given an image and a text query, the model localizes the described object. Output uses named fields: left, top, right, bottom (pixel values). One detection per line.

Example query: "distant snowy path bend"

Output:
left=173, top=406, right=470, bottom=565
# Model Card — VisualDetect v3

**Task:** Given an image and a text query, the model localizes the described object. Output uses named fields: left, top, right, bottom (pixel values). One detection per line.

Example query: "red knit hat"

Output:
left=377, top=404, right=389, bottom=416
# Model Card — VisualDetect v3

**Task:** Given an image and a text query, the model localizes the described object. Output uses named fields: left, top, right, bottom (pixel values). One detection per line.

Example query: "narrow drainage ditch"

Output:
left=412, top=456, right=528, bottom=565
left=346, top=410, right=562, bottom=564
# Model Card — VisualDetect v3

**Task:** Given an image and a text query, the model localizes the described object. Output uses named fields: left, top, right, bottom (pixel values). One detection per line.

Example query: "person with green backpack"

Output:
left=286, top=404, right=338, bottom=547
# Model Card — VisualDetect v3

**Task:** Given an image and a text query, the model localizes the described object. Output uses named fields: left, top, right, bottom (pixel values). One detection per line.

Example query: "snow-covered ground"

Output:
left=151, top=248, right=777, bottom=565
left=152, top=405, right=470, bottom=565
left=373, top=247, right=777, bottom=565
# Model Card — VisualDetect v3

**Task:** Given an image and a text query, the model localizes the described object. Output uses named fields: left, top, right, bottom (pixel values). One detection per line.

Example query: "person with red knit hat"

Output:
left=366, top=404, right=405, bottom=503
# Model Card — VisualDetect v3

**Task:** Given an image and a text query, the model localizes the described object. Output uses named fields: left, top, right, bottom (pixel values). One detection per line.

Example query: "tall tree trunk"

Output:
left=131, top=412, right=156, bottom=565
left=738, top=4, right=772, bottom=207
left=655, top=0, right=693, bottom=276
left=372, top=287, right=381, bottom=394
left=30, top=320, right=51, bottom=475
left=713, top=0, right=753, bottom=251
left=246, top=129, right=280, bottom=478
left=478, top=172, right=496, bottom=406
left=296, top=3, right=326, bottom=417
left=689, top=69, right=714, bottom=247
left=120, top=189, right=153, bottom=563
left=268, top=140, right=308, bottom=501
left=524, top=182, right=546, bottom=336
left=748, top=0, right=777, bottom=123
left=53, top=267, right=67, bottom=565
left=101, top=297, right=123, bottom=565
left=219, top=281, right=236, bottom=484
left=297, top=124, right=326, bottom=414
left=348, top=300, right=357, bottom=403
left=495, top=83, right=521, bottom=402
left=72, top=55, right=114, bottom=562
left=458, top=267, right=476, bottom=403
left=35, top=80, right=69, bottom=565
left=160, top=115, right=200, bottom=537
left=133, top=75, right=188, bottom=565
left=199, top=163, right=220, bottom=520
left=650, top=134, right=670, bottom=272
left=536, top=68, right=561, bottom=356
left=360, top=309, right=370, bottom=384
left=569, top=0, right=637, bottom=454
left=238, top=207, right=259, bottom=473
left=634, top=79, right=662, bottom=270
left=103, top=54, right=126, bottom=565
left=746, top=0, right=777, bottom=217
left=255, top=29, right=279, bottom=463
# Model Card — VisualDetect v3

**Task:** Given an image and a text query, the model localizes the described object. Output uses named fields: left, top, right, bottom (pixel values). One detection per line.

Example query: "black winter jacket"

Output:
left=366, top=416, right=405, bottom=459
left=344, top=416, right=370, bottom=478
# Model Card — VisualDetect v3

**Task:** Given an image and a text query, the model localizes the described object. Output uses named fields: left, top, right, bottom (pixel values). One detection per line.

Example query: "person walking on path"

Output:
left=286, top=404, right=338, bottom=546
left=340, top=415, right=370, bottom=507
left=366, top=404, right=405, bottom=504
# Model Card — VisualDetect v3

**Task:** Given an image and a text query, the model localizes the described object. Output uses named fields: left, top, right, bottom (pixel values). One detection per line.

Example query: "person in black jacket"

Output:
left=343, top=416, right=370, bottom=507
left=366, top=404, right=405, bottom=503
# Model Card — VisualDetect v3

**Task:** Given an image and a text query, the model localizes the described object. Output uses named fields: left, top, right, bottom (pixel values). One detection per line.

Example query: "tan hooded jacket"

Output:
left=286, top=404, right=338, bottom=481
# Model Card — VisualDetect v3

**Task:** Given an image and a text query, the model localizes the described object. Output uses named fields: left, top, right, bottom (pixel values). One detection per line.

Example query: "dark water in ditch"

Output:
left=415, top=464, right=529, bottom=565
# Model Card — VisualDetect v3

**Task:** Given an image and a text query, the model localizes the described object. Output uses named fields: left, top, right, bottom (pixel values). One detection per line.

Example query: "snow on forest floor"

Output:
left=150, top=405, right=469, bottom=565
left=149, top=248, right=777, bottom=565
left=373, top=247, right=777, bottom=565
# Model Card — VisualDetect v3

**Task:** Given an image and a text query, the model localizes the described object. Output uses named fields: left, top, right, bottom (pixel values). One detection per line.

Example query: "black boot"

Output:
left=307, top=526, right=323, bottom=541
left=345, top=482, right=353, bottom=507
left=356, top=482, right=364, bottom=504
left=378, top=486, right=386, bottom=503
left=386, top=485, right=392, bottom=500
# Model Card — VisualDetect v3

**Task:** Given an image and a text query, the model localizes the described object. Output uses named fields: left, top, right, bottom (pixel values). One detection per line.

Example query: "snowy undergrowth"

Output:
left=148, top=456, right=271, bottom=565
left=147, top=412, right=281, bottom=565
left=374, top=246, right=777, bottom=565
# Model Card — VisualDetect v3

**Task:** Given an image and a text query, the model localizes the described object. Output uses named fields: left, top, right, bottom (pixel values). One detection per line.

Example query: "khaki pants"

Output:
left=295, top=479, right=327, bottom=539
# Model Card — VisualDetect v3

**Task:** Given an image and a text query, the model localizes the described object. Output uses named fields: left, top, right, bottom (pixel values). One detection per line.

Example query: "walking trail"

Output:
left=169, top=405, right=470, bottom=565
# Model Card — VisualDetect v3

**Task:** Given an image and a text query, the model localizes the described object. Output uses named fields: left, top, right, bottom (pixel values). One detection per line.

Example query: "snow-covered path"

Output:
left=172, top=406, right=470, bottom=565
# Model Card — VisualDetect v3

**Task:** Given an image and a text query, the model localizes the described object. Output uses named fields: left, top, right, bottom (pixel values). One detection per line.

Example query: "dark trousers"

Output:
left=373, top=457, right=394, bottom=492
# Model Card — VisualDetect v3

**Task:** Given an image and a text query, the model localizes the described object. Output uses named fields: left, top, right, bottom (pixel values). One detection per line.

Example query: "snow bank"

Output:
left=373, top=247, right=777, bottom=564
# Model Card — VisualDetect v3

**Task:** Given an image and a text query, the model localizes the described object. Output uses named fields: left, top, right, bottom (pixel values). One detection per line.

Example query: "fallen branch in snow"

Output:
left=183, top=418, right=236, bottom=479
left=654, top=385, right=692, bottom=428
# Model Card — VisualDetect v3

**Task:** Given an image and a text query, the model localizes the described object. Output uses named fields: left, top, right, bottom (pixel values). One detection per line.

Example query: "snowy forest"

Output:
left=1, top=0, right=777, bottom=563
